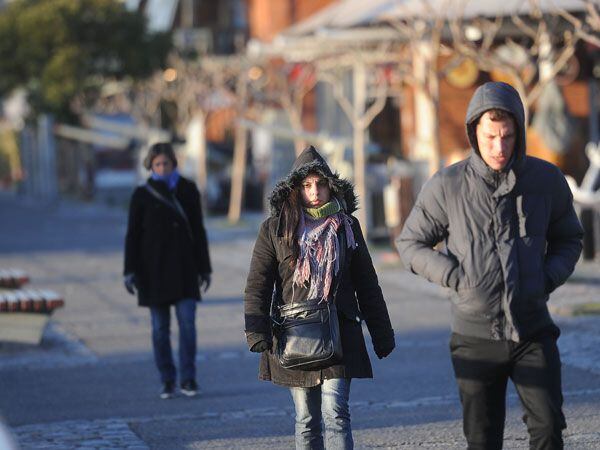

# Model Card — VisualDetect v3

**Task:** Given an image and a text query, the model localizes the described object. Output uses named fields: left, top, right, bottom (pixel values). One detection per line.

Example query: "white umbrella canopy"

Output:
left=282, top=0, right=590, bottom=37
left=381, top=0, right=589, bottom=20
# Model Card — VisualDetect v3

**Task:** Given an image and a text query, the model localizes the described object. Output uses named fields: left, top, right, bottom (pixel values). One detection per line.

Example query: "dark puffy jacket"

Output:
left=124, top=176, right=212, bottom=307
left=244, top=147, right=395, bottom=388
left=397, top=82, right=583, bottom=342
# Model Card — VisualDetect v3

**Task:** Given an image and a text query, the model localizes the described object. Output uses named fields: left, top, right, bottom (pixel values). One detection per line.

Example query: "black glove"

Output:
left=250, top=340, right=271, bottom=353
left=124, top=273, right=137, bottom=295
left=199, top=273, right=211, bottom=293
left=374, top=340, right=395, bottom=359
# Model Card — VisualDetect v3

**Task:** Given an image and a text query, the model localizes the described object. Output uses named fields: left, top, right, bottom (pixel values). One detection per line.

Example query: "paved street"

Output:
left=1, top=192, right=600, bottom=449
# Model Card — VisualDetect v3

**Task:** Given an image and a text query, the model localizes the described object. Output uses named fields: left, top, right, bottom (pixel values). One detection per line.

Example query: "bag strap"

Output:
left=270, top=226, right=348, bottom=326
left=270, top=285, right=283, bottom=327
left=144, top=183, right=195, bottom=243
left=330, top=228, right=347, bottom=305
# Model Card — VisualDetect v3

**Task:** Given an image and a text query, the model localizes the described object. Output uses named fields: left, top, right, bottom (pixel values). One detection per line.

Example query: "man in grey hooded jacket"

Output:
left=397, top=81, right=583, bottom=449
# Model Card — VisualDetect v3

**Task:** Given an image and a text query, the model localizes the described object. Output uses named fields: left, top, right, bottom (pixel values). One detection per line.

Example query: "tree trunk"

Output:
left=186, top=111, right=208, bottom=206
left=228, top=76, right=248, bottom=223
left=413, top=41, right=440, bottom=177
left=353, top=62, right=369, bottom=236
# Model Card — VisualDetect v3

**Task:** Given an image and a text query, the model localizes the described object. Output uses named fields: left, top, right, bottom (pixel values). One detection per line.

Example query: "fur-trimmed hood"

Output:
left=269, top=146, right=358, bottom=216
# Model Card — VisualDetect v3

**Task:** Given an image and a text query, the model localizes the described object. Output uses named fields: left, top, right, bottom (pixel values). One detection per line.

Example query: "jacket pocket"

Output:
left=452, top=245, right=485, bottom=291
left=453, top=284, right=501, bottom=318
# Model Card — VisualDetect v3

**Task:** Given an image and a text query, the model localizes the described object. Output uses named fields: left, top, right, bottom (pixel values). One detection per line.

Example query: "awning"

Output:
left=283, top=0, right=400, bottom=36
left=380, top=0, right=589, bottom=21
left=282, top=0, right=589, bottom=38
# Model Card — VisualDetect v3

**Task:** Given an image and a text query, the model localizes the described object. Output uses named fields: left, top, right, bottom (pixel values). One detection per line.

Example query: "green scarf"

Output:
left=304, top=200, right=341, bottom=219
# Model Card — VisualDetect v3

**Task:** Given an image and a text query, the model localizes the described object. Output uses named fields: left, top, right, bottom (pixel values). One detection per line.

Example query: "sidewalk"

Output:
left=1, top=193, right=600, bottom=449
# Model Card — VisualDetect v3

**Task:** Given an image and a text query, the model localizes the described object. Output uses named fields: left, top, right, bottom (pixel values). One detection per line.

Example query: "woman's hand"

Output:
left=374, top=339, right=395, bottom=359
left=199, top=273, right=211, bottom=293
left=124, top=273, right=137, bottom=295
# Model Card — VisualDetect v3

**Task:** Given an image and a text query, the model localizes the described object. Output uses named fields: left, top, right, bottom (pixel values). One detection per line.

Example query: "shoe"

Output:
left=160, top=381, right=175, bottom=399
left=180, top=379, right=198, bottom=397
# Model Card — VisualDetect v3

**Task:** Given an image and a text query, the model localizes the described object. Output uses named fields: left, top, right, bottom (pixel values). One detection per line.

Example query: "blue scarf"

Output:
left=151, top=169, right=180, bottom=191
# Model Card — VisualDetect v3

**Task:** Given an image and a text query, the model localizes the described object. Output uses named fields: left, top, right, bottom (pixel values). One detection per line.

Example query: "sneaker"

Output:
left=160, top=381, right=175, bottom=399
left=180, top=379, right=198, bottom=397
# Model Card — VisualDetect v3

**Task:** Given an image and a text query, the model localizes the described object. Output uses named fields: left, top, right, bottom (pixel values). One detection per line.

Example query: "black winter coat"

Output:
left=124, top=176, right=212, bottom=307
left=244, top=147, right=395, bottom=388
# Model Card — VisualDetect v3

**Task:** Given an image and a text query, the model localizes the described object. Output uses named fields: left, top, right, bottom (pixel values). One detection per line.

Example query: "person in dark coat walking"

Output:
left=124, top=142, right=212, bottom=399
left=397, top=82, right=583, bottom=449
left=244, top=146, right=395, bottom=449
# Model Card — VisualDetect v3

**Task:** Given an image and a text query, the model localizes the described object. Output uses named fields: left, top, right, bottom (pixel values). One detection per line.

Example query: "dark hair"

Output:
left=479, top=108, right=515, bottom=125
left=281, top=187, right=302, bottom=267
left=143, top=142, right=177, bottom=170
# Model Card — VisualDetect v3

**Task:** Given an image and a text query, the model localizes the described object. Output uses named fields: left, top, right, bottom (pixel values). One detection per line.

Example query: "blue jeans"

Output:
left=149, top=298, right=197, bottom=383
left=290, top=378, right=353, bottom=450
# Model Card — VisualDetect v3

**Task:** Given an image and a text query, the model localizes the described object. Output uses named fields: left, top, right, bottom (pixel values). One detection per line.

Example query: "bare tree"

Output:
left=556, top=0, right=600, bottom=48
left=556, top=1, right=600, bottom=209
left=269, top=61, right=318, bottom=156
left=314, top=47, right=398, bottom=234
left=449, top=1, right=580, bottom=119
left=125, top=54, right=242, bottom=201
left=386, top=1, right=459, bottom=176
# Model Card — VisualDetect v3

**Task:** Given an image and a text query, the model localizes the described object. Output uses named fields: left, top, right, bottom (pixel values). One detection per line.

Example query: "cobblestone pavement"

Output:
left=9, top=387, right=600, bottom=449
left=1, top=194, right=600, bottom=449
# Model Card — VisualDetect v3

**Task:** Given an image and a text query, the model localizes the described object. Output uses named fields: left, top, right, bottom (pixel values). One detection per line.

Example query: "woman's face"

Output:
left=300, top=174, right=331, bottom=208
left=151, top=154, right=174, bottom=176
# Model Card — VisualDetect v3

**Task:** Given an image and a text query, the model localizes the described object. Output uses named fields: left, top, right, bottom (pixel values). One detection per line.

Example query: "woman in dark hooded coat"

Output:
left=123, top=142, right=212, bottom=399
left=244, top=146, right=395, bottom=449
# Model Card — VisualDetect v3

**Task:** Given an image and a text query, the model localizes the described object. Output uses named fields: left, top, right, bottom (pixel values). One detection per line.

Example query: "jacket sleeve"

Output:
left=350, top=218, right=395, bottom=354
left=395, top=172, right=459, bottom=288
left=190, top=184, right=212, bottom=274
left=544, top=169, right=583, bottom=292
left=124, top=188, right=143, bottom=276
left=244, top=219, right=278, bottom=349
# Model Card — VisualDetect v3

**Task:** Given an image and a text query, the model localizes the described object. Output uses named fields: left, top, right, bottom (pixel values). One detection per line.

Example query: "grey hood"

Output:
left=466, top=82, right=527, bottom=173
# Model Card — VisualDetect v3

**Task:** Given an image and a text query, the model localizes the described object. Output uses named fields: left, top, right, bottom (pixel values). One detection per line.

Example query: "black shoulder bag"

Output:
left=270, top=232, right=346, bottom=371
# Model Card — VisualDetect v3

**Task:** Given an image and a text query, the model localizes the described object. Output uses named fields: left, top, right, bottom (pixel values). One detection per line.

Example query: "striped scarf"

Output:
left=292, top=204, right=356, bottom=302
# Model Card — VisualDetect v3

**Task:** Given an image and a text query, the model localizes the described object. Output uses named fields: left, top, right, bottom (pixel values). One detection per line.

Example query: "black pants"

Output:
left=449, top=328, right=566, bottom=450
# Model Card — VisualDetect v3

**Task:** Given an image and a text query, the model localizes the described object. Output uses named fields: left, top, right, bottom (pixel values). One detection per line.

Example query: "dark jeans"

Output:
left=450, top=328, right=565, bottom=450
left=150, top=298, right=197, bottom=383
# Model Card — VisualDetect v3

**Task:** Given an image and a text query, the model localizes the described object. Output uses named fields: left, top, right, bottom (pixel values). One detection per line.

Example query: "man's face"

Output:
left=300, top=174, right=331, bottom=208
left=475, top=111, right=516, bottom=171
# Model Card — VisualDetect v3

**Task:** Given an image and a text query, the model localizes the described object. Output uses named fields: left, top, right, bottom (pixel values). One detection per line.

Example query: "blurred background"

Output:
left=1, top=2, right=600, bottom=448
left=1, top=0, right=600, bottom=255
